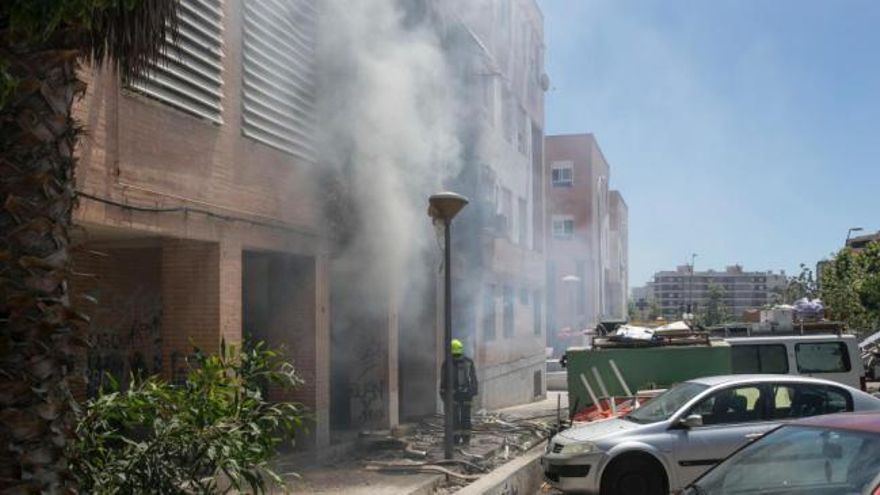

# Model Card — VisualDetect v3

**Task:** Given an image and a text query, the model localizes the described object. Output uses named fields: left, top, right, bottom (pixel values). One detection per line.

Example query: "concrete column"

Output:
left=314, top=253, right=331, bottom=448
left=386, top=291, right=400, bottom=429
left=160, top=237, right=241, bottom=382
left=218, top=238, right=242, bottom=349
left=161, top=238, right=218, bottom=381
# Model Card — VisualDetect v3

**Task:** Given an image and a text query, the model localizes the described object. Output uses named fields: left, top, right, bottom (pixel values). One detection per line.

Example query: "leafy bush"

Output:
left=70, top=341, right=306, bottom=494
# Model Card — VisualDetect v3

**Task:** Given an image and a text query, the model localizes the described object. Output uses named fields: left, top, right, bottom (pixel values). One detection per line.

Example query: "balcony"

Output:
left=484, top=235, right=544, bottom=285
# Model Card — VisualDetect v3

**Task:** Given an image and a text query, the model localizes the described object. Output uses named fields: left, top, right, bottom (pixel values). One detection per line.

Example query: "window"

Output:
left=732, top=345, right=789, bottom=374
left=519, top=288, right=529, bottom=304
left=796, top=342, right=851, bottom=373
left=502, top=188, right=514, bottom=239
left=517, top=106, right=528, bottom=155
left=552, top=215, right=574, bottom=238
left=129, top=0, right=224, bottom=123
left=518, top=198, right=528, bottom=246
left=242, top=0, right=317, bottom=160
left=689, top=385, right=765, bottom=425
left=768, top=383, right=852, bottom=419
left=533, top=290, right=542, bottom=336
left=503, top=286, right=515, bottom=338
left=482, top=285, right=496, bottom=341
left=692, top=425, right=879, bottom=494
left=551, top=161, right=574, bottom=187
left=501, top=87, right=514, bottom=143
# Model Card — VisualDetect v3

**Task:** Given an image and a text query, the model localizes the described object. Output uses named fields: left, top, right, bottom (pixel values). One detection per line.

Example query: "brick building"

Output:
left=544, top=134, right=627, bottom=354
left=70, top=0, right=336, bottom=447
left=68, top=0, right=551, bottom=451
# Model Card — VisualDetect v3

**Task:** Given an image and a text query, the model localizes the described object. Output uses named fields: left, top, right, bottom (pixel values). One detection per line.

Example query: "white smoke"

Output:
left=317, top=0, right=461, bottom=297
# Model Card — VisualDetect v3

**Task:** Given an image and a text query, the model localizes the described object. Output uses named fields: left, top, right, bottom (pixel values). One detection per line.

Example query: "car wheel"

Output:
left=600, top=455, right=666, bottom=495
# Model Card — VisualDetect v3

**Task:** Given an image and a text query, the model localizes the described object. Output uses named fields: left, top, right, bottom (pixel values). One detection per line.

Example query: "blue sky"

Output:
left=539, top=0, right=880, bottom=289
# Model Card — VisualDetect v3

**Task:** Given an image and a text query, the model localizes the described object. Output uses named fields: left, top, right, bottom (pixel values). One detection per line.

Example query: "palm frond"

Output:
left=82, top=0, right=180, bottom=80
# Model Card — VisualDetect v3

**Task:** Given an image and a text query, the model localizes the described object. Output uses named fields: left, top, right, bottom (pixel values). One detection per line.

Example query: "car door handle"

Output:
left=745, top=433, right=764, bottom=440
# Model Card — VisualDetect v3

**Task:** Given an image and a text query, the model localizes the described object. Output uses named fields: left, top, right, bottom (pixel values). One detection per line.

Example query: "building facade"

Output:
left=69, top=0, right=550, bottom=452
left=70, top=0, right=338, bottom=447
left=606, top=191, right=629, bottom=320
left=441, top=0, right=549, bottom=409
left=544, top=134, right=627, bottom=354
left=847, top=231, right=880, bottom=251
left=650, top=265, right=787, bottom=320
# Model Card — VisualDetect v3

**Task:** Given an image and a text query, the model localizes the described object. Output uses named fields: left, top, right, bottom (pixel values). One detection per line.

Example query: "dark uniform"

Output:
left=440, top=354, right=478, bottom=445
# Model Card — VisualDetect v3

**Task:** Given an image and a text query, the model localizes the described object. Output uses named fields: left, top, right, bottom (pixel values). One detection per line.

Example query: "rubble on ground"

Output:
left=358, top=410, right=557, bottom=492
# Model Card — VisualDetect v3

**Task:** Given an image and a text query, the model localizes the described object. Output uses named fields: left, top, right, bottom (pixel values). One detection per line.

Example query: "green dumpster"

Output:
left=566, top=342, right=732, bottom=415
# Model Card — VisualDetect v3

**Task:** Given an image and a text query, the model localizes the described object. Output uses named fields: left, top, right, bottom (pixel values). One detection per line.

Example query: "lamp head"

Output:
left=428, top=191, right=469, bottom=222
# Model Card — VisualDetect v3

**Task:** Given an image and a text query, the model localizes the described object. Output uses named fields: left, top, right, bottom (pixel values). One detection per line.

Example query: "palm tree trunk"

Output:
left=0, top=36, right=86, bottom=492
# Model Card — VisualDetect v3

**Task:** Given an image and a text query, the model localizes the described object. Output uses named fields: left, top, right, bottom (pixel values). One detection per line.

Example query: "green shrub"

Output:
left=70, top=341, right=306, bottom=494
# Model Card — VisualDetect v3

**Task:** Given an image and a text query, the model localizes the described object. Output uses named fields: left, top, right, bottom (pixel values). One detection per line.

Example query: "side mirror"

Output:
left=680, top=414, right=703, bottom=429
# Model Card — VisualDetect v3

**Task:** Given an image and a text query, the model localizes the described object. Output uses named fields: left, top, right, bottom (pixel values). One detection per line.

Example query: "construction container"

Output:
left=565, top=341, right=732, bottom=415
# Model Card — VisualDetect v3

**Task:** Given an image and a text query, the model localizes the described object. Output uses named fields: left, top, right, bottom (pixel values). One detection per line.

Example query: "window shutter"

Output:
left=129, top=0, right=225, bottom=124
left=241, top=0, right=317, bottom=162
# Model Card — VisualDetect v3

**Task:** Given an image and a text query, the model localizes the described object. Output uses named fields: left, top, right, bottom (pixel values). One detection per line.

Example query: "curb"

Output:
left=455, top=443, right=546, bottom=495
left=404, top=474, right=445, bottom=495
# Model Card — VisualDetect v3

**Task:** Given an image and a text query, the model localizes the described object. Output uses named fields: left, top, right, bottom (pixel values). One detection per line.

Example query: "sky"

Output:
left=538, top=0, right=880, bottom=290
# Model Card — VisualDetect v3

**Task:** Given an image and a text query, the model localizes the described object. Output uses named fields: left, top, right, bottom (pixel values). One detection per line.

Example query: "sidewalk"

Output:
left=280, top=392, right=568, bottom=494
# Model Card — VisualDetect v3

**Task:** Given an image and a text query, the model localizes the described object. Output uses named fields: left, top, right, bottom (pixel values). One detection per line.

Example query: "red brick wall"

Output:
left=69, top=245, right=162, bottom=398
left=161, top=239, right=222, bottom=381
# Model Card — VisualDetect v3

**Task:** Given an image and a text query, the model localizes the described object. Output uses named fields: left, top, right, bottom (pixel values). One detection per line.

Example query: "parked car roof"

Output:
left=688, top=374, right=850, bottom=387
left=790, top=411, right=880, bottom=433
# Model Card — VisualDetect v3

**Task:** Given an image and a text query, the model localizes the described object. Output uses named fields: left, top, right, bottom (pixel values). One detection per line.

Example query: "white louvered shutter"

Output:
left=129, top=0, right=225, bottom=124
left=241, top=0, right=317, bottom=162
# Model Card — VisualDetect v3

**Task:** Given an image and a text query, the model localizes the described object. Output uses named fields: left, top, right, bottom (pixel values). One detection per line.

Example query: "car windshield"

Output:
left=689, top=425, right=880, bottom=494
left=626, top=382, right=708, bottom=424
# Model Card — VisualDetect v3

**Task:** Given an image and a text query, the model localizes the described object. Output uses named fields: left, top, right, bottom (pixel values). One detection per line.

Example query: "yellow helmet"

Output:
left=451, top=338, right=464, bottom=355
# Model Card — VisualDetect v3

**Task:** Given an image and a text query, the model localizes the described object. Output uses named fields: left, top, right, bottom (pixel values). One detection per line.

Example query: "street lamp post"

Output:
left=846, top=227, right=864, bottom=245
left=562, top=275, right=582, bottom=346
left=428, top=191, right=468, bottom=460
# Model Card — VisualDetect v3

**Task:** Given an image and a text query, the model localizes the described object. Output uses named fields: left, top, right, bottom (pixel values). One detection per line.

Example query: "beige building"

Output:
left=650, top=265, right=787, bottom=320
left=441, top=0, right=549, bottom=409
left=544, top=134, right=627, bottom=354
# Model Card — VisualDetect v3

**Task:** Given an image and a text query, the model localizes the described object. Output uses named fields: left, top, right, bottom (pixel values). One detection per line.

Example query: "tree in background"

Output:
left=647, top=301, right=661, bottom=321
left=819, top=242, right=880, bottom=334
left=782, top=263, right=818, bottom=304
left=698, top=283, right=730, bottom=327
left=1, top=1, right=179, bottom=490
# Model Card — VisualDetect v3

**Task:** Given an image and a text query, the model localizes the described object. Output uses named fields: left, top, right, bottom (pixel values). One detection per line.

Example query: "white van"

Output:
left=726, top=334, right=865, bottom=390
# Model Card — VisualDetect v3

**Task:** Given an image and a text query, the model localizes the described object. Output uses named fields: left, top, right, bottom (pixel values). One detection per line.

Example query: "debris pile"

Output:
left=358, top=411, right=557, bottom=491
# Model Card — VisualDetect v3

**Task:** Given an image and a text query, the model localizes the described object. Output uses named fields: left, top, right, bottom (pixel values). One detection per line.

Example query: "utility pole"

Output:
left=687, top=253, right=698, bottom=321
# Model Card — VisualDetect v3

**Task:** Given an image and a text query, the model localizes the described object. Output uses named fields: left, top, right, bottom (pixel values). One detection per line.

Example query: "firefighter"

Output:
left=440, top=338, right=478, bottom=445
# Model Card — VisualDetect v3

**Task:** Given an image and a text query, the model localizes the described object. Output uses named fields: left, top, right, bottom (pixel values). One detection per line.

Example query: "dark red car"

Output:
left=684, top=411, right=880, bottom=495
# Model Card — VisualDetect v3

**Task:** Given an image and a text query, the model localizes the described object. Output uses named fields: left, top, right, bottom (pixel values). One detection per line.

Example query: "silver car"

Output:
left=542, top=375, right=880, bottom=494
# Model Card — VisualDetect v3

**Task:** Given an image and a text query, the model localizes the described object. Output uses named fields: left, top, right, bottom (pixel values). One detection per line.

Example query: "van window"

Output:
left=795, top=342, right=851, bottom=373
left=731, top=344, right=788, bottom=374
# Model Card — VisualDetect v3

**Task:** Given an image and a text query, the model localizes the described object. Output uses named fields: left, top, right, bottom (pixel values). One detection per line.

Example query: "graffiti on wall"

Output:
left=85, top=286, right=162, bottom=396
left=349, top=328, right=387, bottom=425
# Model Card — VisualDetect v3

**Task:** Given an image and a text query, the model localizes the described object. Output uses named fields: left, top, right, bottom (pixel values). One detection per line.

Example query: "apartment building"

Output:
left=544, top=133, right=627, bottom=354
left=439, top=0, right=549, bottom=409
left=651, top=265, right=787, bottom=320
left=68, top=0, right=552, bottom=451
left=70, top=0, right=336, bottom=446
